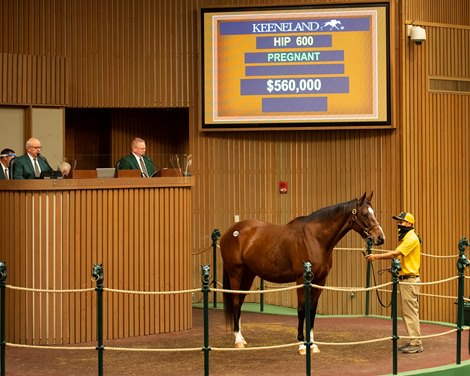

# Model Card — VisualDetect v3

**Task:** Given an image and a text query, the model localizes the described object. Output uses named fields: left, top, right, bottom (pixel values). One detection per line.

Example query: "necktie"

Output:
left=33, top=158, right=40, bottom=177
left=4, top=168, right=8, bottom=179
left=139, top=157, right=149, bottom=177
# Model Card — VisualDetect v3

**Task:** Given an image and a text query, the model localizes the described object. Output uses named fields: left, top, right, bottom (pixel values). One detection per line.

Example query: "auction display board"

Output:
left=200, top=4, right=391, bottom=130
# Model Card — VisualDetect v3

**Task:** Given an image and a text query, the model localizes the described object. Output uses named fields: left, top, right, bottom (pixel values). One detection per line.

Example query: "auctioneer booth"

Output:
left=0, top=175, right=194, bottom=345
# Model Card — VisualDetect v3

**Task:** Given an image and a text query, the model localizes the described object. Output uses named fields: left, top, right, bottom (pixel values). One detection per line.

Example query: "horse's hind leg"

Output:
left=232, top=292, right=247, bottom=348
left=232, top=271, right=256, bottom=348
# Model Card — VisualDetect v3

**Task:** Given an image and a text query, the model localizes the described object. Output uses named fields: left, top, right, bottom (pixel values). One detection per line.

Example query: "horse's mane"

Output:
left=292, top=198, right=356, bottom=224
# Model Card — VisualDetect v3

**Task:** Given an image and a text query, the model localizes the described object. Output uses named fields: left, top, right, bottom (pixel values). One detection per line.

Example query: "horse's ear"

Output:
left=366, top=191, right=373, bottom=202
left=359, top=192, right=367, bottom=204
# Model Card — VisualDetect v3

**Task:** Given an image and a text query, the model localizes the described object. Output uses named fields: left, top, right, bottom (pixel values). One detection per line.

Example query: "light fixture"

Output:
left=407, top=25, right=426, bottom=45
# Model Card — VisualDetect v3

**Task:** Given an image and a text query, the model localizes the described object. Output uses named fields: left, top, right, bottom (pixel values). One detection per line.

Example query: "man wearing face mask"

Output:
left=365, top=211, right=423, bottom=354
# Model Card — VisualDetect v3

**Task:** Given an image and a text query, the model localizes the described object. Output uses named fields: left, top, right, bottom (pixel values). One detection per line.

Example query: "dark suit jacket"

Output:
left=12, top=154, right=53, bottom=179
left=117, top=154, right=157, bottom=177
left=0, top=163, right=8, bottom=179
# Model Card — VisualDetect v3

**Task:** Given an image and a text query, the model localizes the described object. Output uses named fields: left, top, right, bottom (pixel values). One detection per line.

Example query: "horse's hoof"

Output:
left=235, top=342, right=245, bottom=349
left=298, top=344, right=320, bottom=355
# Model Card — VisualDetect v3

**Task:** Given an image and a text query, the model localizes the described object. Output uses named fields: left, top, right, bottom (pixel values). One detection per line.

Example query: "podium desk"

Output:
left=0, top=177, right=194, bottom=345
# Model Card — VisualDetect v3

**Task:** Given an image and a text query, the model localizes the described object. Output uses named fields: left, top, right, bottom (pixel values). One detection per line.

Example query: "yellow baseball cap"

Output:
left=392, top=211, right=415, bottom=225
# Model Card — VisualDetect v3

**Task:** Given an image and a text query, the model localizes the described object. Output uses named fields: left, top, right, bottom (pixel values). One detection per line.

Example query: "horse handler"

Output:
left=365, top=211, right=423, bottom=354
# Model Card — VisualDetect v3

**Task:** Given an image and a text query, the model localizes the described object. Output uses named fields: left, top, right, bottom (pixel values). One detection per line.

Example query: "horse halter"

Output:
left=351, top=208, right=378, bottom=239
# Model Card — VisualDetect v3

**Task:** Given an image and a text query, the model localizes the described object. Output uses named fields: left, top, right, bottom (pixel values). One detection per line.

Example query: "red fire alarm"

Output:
left=279, top=181, right=288, bottom=194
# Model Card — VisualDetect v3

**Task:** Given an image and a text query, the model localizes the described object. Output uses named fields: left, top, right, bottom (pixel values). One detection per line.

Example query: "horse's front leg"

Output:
left=297, top=289, right=321, bottom=355
left=308, top=303, right=320, bottom=353
left=296, top=288, right=308, bottom=355
left=297, top=303, right=305, bottom=343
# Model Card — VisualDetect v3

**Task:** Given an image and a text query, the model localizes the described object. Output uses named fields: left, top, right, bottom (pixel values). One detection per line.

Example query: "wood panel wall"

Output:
left=0, top=178, right=193, bottom=345
left=400, top=14, right=470, bottom=322
left=0, top=0, right=469, bottom=324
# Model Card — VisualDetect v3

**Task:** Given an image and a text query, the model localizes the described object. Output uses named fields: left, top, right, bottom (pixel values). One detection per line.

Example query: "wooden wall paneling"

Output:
left=1, top=179, right=193, bottom=344
left=158, top=189, right=165, bottom=333
left=60, top=191, right=68, bottom=343
left=170, top=188, right=176, bottom=332
left=136, top=189, right=143, bottom=336
left=110, top=189, right=118, bottom=339
left=1, top=0, right=469, bottom=328
left=148, top=188, right=156, bottom=335
left=78, top=190, right=84, bottom=342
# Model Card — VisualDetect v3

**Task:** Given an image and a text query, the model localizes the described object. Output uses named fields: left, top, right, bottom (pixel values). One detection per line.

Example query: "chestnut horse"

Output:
left=220, top=193, right=385, bottom=353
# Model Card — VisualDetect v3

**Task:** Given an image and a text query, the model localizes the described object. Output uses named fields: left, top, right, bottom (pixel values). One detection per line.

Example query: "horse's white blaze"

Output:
left=368, top=207, right=374, bottom=215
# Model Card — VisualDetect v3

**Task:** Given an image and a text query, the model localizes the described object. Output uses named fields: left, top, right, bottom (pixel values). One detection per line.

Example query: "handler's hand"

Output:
left=365, top=254, right=376, bottom=262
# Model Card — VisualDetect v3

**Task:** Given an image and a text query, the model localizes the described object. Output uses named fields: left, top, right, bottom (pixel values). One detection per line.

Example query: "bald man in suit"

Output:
left=12, top=138, right=53, bottom=179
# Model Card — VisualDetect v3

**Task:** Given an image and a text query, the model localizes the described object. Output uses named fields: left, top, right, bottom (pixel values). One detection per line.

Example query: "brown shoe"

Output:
left=402, top=345, right=424, bottom=354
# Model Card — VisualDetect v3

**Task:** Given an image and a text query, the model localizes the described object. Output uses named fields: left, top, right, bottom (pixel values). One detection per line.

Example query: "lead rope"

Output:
left=362, top=250, right=393, bottom=308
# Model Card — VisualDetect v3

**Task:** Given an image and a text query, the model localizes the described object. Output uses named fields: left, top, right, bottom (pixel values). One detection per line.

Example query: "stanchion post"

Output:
left=0, top=262, right=7, bottom=376
left=456, top=237, right=469, bottom=364
left=92, top=264, right=104, bottom=376
left=211, top=229, right=220, bottom=308
left=364, top=238, right=373, bottom=316
left=391, top=257, right=401, bottom=375
left=303, top=261, right=313, bottom=376
left=201, top=265, right=211, bottom=376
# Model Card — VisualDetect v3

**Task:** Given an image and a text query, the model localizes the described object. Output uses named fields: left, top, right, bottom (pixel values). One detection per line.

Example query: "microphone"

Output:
left=37, top=153, right=53, bottom=170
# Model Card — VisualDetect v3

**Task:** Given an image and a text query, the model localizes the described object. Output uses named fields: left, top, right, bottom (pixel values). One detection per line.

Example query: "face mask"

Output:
left=398, top=225, right=412, bottom=240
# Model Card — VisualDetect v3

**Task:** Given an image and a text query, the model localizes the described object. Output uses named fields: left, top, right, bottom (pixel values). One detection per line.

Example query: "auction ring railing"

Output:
left=0, top=237, right=469, bottom=376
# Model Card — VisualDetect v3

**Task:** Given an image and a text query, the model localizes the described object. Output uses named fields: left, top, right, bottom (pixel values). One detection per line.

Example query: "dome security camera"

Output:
left=409, top=26, right=426, bottom=45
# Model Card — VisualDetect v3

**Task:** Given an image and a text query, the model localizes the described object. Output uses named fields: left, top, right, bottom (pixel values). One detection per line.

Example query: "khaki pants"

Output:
left=399, top=277, right=422, bottom=346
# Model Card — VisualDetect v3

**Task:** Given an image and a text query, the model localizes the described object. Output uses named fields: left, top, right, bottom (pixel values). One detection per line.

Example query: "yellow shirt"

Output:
left=397, top=229, right=421, bottom=276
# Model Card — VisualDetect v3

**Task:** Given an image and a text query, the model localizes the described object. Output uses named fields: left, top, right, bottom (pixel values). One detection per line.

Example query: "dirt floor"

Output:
left=4, top=307, right=470, bottom=376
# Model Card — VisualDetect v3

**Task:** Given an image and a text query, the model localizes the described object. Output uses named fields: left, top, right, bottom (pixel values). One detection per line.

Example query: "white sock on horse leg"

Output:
left=234, top=318, right=247, bottom=345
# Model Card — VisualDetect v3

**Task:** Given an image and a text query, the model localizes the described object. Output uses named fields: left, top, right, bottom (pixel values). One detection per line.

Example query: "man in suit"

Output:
left=12, top=138, right=53, bottom=179
left=117, top=137, right=157, bottom=177
left=0, top=148, right=16, bottom=180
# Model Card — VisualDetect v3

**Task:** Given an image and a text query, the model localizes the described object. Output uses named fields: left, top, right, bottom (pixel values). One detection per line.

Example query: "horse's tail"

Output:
left=223, top=269, right=234, bottom=327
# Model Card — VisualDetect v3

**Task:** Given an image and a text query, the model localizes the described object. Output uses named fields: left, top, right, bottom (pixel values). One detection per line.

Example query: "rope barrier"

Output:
left=311, top=282, right=392, bottom=292
left=2, top=242, right=469, bottom=371
left=400, top=328, right=462, bottom=340
left=334, top=246, right=461, bottom=259
left=5, top=275, right=462, bottom=297
left=7, top=327, right=468, bottom=354
left=313, top=336, right=392, bottom=346
left=103, top=287, right=201, bottom=295
left=106, top=346, right=203, bottom=352
left=192, top=244, right=219, bottom=256
left=9, top=328, right=467, bottom=354
left=212, top=284, right=303, bottom=294
left=7, top=343, right=95, bottom=350
left=375, top=288, right=466, bottom=302
left=211, top=342, right=302, bottom=351
left=400, top=276, right=459, bottom=286
left=6, top=285, right=95, bottom=293
left=3, top=273, right=468, bottom=363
